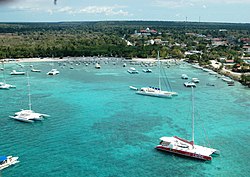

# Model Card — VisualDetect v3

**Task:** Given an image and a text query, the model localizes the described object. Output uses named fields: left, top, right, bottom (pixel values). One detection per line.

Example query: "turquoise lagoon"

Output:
left=0, top=60, right=250, bottom=177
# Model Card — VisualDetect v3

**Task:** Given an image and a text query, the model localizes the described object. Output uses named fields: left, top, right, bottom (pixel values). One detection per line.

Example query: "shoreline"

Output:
left=1, top=57, right=249, bottom=87
left=1, top=57, right=68, bottom=63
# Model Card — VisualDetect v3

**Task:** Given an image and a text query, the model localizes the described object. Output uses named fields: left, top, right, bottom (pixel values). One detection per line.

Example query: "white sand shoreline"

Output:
left=1, top=57, right=182, bottom=64
left=1, top=57, right=67, bottom=63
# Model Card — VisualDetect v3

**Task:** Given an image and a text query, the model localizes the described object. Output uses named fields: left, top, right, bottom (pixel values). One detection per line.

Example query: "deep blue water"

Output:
left=1, top=59, right=250, bottom=177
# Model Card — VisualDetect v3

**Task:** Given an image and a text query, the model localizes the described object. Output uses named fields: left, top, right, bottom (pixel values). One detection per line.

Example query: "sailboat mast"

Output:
left=191, top=86, right=195, bottom=145
left=1, top=61, right=6, bottom=84
left=27, top=71, right=32, bottom=111
left=157, top=51, right=161, bottom=90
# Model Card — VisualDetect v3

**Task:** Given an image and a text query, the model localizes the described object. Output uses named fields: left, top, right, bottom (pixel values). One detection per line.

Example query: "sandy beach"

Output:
left=1, top=57, right=68, bottom=63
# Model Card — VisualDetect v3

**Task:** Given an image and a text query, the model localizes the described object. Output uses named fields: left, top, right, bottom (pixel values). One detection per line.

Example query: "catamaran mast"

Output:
left=191, top=86, right=195, bottom=146
left=157, top=51, right=161, bottom=90
left=27, top=71, right=32, bottom=111
left=1, top=61, right=6, bottom=84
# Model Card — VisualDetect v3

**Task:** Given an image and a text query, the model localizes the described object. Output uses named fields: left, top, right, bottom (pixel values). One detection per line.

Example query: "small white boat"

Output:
left=95, top=63, right=101, bottom=69
left=202, top=68, right=211, bottom=72
left=31, top=68, right=41, bottom=72
left=181, top=74, right=188, bottom=79
left=47, top=69, right=59, bottom=75
left=209, top=71, right=217, bottom=75
left=184, top=82, right=196, bottom=87
left=192, top=78, right=200, bottom=83
left=10, top=70, right=25, bottom=75
left=222, top=77, right=234, bottom=83
left=0, top=156, right=20, bottom=170
left=142, top=68, right=152, bottom=73
left=192, top=64, right=203, bottom=69
left=129, top=86, right=138, bottom=91
left=0, top=82, right=16, bottom=90
left=127, top=67, right=139, bottom=74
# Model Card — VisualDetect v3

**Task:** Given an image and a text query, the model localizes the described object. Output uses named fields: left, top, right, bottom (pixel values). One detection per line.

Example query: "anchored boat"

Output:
left=155, top=87, right=220, bottom=161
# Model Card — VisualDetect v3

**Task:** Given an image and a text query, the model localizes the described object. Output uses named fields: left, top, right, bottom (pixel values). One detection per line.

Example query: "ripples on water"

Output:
left=1, top=60, right=250, bottom=177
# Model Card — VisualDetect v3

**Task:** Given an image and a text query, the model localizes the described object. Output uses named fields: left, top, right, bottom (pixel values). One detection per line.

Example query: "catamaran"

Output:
left=10, top=71, right=49, bottom=123
left=155, top=87, right=220, bottom=161
left=135, top=51, right=178, bottom=97
left=0, top=156, right=19, bottom=170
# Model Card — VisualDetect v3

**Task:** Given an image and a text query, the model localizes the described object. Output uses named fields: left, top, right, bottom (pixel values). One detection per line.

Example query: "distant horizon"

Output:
left=0, top=20, right=249, bottom=25
left=0, top=0, right=249, bottom=23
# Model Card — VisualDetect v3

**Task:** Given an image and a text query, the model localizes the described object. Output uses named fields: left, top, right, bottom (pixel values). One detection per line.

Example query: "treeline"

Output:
left=0, top=21, right=250, bottom=59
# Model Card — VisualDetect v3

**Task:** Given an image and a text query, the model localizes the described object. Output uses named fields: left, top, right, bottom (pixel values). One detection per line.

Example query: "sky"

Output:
left=0, top=0, right=249, bottom=23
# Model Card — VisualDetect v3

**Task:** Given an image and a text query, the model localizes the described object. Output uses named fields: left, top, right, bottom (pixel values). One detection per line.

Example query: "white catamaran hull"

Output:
left=136, top=90, right=172, bottom=98
left=155, top=136, right=220, bottom=161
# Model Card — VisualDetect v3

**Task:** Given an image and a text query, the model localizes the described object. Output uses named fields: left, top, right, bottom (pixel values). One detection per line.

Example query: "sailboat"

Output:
left=0, top=62, right=16, bottom=90
left=9, top=71, right=49, bottom=123
left=155, top=87, right=220, bottom=160
left=135, top=51, right=178, bottom=98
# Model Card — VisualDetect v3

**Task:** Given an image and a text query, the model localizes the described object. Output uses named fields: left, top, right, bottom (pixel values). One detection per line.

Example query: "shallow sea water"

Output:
left=0, top=60, right=250, bottom=177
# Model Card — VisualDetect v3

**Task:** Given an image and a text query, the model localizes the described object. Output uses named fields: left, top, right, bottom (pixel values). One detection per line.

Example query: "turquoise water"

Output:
left=1, top=60, right=250, bottom=177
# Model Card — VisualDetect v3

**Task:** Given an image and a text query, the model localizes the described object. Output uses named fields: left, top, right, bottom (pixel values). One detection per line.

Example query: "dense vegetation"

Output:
left=0, top=21, right=249, bottom=86
left=0, top=21, right=250, bottom=60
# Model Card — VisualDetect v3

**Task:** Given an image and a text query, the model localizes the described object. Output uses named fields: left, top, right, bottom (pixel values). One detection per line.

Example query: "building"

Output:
left=243, top=45, right=250, bottom=54
left=211, top=38, right=228, bottom=47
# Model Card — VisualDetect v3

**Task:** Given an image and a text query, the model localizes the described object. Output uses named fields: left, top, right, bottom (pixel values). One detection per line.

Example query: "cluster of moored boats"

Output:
left=0, top=57, right=224, bottom=172
left=192, top=64, right=235, bottom=86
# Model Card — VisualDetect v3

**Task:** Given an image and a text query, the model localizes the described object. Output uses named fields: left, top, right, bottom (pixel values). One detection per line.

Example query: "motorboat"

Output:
left=184, top=82, right=196, bottom=87
left=0, top=156, right=19, bottom=170
left=31, top=68, right=41, bottom=72
left=123, top=63, right=127, bottom=67
left=95, top=63, right=101, bottom=69
left=0, top=82, right=16, bottom=90
left=142, top=68, right=152, bottom=73
left=127, top=67, right=139, bottom=74
left=222, top=77, right=234, bottom=83
left=202, top=68, right=211, bottom=72
left=47, top=69, right=59, bottom=75
left=181, top=74, right=188, bottom=79
left=192, top=64, right=203, bottom=69
left=209, top=71, right=217, bottom=75
left=155, top=87, right=220, bottom=161
left=129, top=86, right=138, bottom=91
left=192, top=78, right=200, bottom=83
left=10, top=70, right=25, bottom=75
